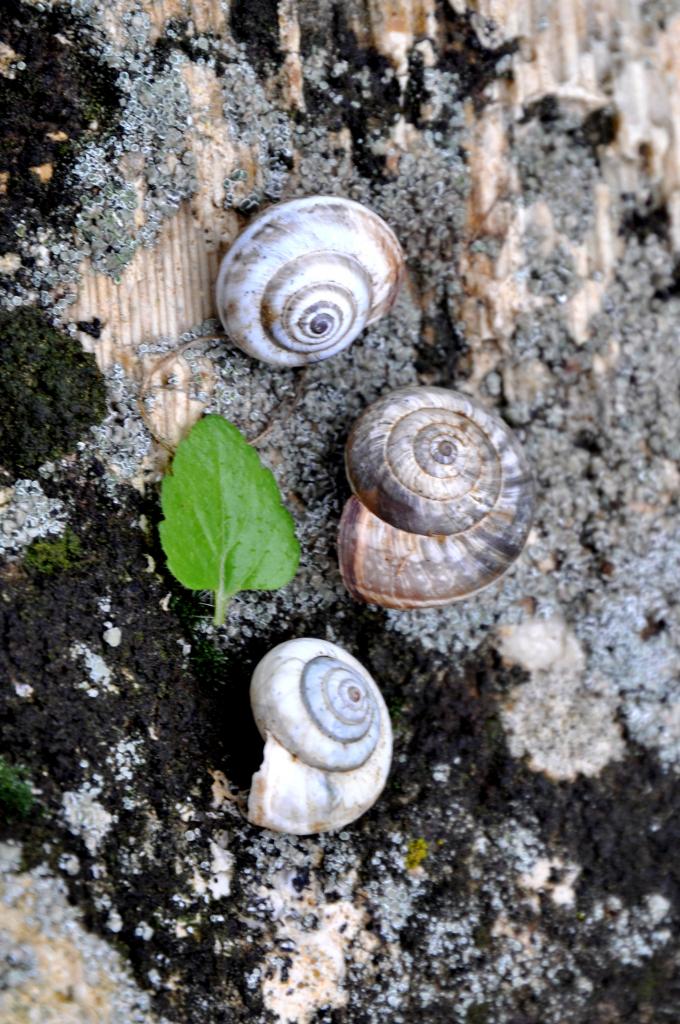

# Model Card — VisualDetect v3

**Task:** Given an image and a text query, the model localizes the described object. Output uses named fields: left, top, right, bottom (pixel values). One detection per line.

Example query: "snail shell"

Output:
left=215, top=197, right=404, bottom=367
left=338, top=386, right=535, bottom=609
left=247, top=638, right=392, bottom=834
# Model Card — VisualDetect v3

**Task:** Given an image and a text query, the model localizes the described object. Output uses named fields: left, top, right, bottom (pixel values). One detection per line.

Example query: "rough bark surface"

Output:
left=1, top=1, right=679, bottom=1022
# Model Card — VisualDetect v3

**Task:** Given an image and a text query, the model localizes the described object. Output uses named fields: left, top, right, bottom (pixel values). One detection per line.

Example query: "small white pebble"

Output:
left=103, top=627, right=122, bottom=648
left=58, top=852, right=81, bottom=876
left=106, top=908, right=123, bottom=933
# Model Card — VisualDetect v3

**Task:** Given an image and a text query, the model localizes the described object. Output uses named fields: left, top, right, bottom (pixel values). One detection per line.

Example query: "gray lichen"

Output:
left=0, top=479, right=67, bottom=557
left=0, top=5, right=196, bottom=309
left=0, top=842, right=171, bottom=1023
left=515, top=102, right=599, bottom=242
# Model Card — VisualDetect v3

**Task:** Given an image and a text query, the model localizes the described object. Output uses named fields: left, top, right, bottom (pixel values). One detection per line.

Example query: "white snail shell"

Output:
left=247, top=638, right=392, bottom=834
left=215, top=197, right=404, bottom=367
left=338, top=386, right=535, bottom=609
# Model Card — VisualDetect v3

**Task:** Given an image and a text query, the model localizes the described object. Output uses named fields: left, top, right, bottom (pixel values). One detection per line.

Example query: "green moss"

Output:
left=388, top=695, right=405, bottom=720
left=465, top=1003, right=490, bottom=1024
left=0, top=308, right=106, bottom=476
left=635, top=957, right=665, bottom=1004
left=405, top=836, right=429, bottom=871
left=24, top=528, right=83, bottom=574
left=192, top=636, right=228, bottom=675
left=169, top=591, right=228, bottom=681
left=0, top=756, right=34, bottom=818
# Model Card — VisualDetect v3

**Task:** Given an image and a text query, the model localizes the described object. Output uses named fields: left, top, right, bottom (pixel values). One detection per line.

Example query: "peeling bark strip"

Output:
left=1, top=2, right=680, bottom=1023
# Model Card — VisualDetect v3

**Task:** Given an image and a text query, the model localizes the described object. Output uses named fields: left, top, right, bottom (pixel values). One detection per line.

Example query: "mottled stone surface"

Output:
left=1, top=2, right=679, bottom=1023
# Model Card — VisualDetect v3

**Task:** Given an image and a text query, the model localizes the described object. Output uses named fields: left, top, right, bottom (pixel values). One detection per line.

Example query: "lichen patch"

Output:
left=257, top=865, right=369, bottom=1024
left=61, top=781, right=115, bottom=856
left=502, top=671, right=625, bottom=781
left=0, top=479, right=66, bottom=558
left=70, top=641, right=118, bottom=697
left=587, top=892, right=673, bottom=967
left=497, top=616, right=625, bottom=780
left=0, top=842, right=170, bottom=1023
left=497, top=615, right=585, bottom=675
left=519, top=856, right=582, bottom=909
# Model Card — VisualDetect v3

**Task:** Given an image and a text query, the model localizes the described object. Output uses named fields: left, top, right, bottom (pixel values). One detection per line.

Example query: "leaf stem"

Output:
left=213, top=587, right=230, bottom=626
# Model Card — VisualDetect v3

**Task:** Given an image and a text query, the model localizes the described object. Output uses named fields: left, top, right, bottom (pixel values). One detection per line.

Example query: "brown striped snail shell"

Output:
left=338, top=386, right=535, bottom=609
left=216, top=196, right=404, bottom=367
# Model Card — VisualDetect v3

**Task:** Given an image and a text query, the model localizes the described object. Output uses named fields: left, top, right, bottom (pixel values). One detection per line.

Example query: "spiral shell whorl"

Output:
left=339, top=386, right=535, bottom=609
left=216, top=197, right=404, bottom=367
left=346, top=386, right=530, bottom=537
left=247, top=638, right=393, bottom=834
left=250, top=638, right=385, bottom=772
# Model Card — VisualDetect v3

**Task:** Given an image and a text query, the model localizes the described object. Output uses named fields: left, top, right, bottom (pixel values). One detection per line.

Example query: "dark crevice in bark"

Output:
left=621, top=199, right=670, bottom=244
left=413, top=296, right=469, bottom=385
left=435, top=2, right=518, bottom=108
left=301, top=5, right=401, bottom=180
left=229, top=0, right=283, bottom=73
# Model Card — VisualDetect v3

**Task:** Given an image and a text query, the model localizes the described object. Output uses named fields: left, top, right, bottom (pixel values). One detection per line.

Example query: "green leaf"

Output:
left=159, top=415, right=300, bottom=625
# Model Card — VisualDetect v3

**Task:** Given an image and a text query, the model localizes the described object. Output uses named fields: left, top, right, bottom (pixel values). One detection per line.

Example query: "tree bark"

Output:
left=1, top=2, right=679, bottom=1023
